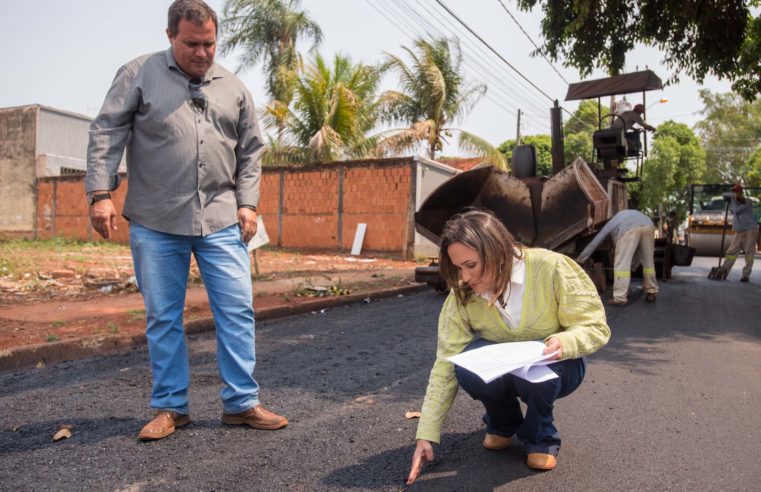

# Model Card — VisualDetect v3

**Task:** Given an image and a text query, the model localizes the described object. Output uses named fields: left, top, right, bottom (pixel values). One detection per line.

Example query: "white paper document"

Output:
left=246, top=216, right=270, bottom=251
left=447, top=341, right=559, bottom=384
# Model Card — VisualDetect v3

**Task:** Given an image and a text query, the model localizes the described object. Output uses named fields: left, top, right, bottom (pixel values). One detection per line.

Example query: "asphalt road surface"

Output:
left=1, top=256, right=760, bottom=491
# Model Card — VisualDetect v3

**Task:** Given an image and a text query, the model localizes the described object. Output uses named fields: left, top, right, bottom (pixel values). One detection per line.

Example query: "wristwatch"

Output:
left=87, top=192, right=111, bottom=205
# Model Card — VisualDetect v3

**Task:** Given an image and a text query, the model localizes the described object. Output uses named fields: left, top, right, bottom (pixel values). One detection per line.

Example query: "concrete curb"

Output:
left=0, top=283, right=429, bottom=373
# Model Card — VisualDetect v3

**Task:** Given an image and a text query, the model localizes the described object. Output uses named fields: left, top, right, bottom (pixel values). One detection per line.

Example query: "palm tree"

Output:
left=220, top=0, right=322, bottom=140
left=263, top=53, right=381, bottom=165
left=378, top=38, right=506, bottom=169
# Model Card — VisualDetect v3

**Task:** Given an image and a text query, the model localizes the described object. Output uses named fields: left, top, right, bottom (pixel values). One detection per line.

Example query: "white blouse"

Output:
left=481, top=258, right=526, bottom=331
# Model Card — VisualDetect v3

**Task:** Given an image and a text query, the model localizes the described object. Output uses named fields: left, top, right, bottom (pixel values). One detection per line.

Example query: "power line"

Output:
left=432, top=0, right=596, bottom=133
left=372, top=0, right=520, bottom=120
left=390, top=0, right=553, bottom=133
left=433, top=0, right=556, bottom=103
left=365, top=0, right=540, bottom=141
left=494, top=0, right=568, bottom=84
left=412, top=0, right=552, bottom=123
left=373, top=0, right=550, bottom=133
left=387, top=0, right=549, bottom=123
left=368, top=0, right=595, bottom=135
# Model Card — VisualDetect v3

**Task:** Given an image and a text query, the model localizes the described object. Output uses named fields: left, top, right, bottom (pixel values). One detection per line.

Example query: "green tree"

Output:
left=696, top=90, right=761, bottom=182
left=746, top=146, right=761, bottom=187
left=221, top=0, right=323, bottom=140
left=640, top=137, right=679, bottom=215
left=377, top=38, right=506, bottom=169
left=516, top=0, right=761, bottom=100
left=564, top=100, right=602, bottom=136
left=655, top=121, right=707, bottom=187
left=264, top=53, right=381, bottom=164
left=498, top=135, right=552, bottom=176
left=563, top=99, right=605, bottom=165
left=564, top=132, right=594, bottom=165
left=639, top=122, right=706, bottom=222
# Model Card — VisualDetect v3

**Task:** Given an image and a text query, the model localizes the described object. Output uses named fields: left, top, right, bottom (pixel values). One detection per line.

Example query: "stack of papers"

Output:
left=447, top=341, right=558, bottom=383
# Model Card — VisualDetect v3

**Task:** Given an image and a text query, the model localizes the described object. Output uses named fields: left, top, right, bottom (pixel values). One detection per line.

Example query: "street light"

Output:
left=647, top=97, right=669, bottom=110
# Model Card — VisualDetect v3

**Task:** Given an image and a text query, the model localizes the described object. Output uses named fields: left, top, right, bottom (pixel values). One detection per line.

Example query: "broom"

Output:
left=707, top=200, right=731, bottom=280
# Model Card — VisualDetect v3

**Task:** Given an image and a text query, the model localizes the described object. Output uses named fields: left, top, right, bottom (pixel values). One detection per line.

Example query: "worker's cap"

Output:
left=731, top=183, right=743, bottom=192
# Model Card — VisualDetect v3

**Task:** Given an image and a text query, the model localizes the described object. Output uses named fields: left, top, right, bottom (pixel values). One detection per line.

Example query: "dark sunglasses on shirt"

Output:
left=189, top=78, right=207, bottom=111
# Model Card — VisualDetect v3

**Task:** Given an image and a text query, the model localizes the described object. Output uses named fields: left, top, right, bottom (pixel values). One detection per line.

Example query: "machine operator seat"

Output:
left=593, top=126, right=627, bottom=166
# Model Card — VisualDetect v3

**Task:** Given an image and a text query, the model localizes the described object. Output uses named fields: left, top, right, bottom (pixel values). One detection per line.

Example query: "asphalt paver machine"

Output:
left=414, top=70, right=693, bottom=292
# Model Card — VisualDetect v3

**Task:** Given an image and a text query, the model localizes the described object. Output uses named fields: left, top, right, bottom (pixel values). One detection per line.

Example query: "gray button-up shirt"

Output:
left=86, top=49, right=263, bottom=236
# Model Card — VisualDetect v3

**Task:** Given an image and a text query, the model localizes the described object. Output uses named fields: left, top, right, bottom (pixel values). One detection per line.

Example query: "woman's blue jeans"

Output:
left=455, top=338, right=586, bottom=456
left=130, top=222, right=259, bottom=415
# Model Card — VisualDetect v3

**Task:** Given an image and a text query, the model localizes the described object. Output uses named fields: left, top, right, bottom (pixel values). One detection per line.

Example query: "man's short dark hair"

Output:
left=168, top=0, right=218, bottom=36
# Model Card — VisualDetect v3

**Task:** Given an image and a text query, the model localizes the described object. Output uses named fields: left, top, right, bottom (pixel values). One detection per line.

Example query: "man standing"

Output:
left=576, top=209, right=658, bottom=306
left=717, top=184, right=758, bottom=282
left=612, top=103, right=656, bottom=154
left=86, top=0, right=287, bottom=440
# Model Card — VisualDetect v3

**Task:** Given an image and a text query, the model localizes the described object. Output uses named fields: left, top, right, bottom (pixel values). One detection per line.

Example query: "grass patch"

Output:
left=45, top=334, right=59, bottom=342
left=127, top=309, right=145, bottom=321
left=0, top=258, right=11, bottom=276
left=0, top=237, right=124, bottom=252
left=107, top=322, right=119, bottom=334
left=0, top=238, right=130, bottom=280
left=51, top=320, right=65, bottom=328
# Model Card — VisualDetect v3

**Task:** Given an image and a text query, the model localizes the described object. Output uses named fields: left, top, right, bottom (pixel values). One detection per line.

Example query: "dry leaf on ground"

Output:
left=53, top=424, right=73, bottom=441
left=405, top=411, right=421, bottom=419
left=353, top=396, right=376, bottom=405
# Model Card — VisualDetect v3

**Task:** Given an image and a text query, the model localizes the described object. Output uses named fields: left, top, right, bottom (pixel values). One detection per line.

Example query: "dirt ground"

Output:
left=0, top=239, right=422, bottom=351
left=0, top=239, right=419, bottom=305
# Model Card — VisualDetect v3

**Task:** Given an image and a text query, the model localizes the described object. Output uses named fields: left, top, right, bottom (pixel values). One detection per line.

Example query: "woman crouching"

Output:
left=407, top=209, right=610, bottom=484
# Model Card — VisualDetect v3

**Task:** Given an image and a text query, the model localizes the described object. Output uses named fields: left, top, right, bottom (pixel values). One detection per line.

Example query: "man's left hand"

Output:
left=237, top=207, right=258, bottom=244
left=543, top=336, right=563, bottom=360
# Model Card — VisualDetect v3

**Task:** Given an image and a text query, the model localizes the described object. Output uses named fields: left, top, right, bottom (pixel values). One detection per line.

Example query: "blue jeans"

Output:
left=130, top=222, right=259, bottom=415
left=455, top=338, right=586, bottom=456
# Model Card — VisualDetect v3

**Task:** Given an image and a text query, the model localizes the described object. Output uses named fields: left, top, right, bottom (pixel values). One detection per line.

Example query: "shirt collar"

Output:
left=510, top=257, right=526, bottom=285
left=164, top=48, right=221, bottom=82
left=480, top=257, right=526, bottom=303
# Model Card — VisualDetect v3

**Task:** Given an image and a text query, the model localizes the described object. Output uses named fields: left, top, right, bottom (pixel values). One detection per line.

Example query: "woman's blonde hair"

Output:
left=439, top=209, right=524, bottom=305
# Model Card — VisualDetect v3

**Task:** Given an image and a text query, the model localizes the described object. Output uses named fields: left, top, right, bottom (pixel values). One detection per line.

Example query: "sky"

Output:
left=1, top=0, right=734, bottom=150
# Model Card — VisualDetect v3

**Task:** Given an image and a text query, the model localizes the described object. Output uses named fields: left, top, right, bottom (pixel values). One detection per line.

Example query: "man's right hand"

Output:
left=89, top=199, right=118, bottom=240
left=407, top=439, right=434, bottom=485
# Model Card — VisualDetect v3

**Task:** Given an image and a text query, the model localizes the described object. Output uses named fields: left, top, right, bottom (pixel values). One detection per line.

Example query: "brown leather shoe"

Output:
left=526, top=452, right=557, bottom=470
left=483, top=433, right=512, bottom=450
left=138, top=411, right=190, bottom=441
left=221, top=405, right=288, bottom=430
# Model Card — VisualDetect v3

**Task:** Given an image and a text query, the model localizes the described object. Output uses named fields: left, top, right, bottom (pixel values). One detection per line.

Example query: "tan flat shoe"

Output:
left=483, top=433, right=512, bottom=450
left=138, top=411, right=190, bottom=441
left=526, top=452, right=557, bottom=470
left=221, top=404, right=288, bottom=430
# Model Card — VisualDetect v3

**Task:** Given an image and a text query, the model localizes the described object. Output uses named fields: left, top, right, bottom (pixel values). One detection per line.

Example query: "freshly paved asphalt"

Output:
left=1, top=256, right=759, bottom=491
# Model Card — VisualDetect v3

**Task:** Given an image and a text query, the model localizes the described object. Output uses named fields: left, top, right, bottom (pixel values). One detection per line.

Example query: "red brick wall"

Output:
left=33, top=157, right=420, bottom=256
left=258, top=172, right=281, bottom=244
left=281, top=168, right=340, bottom=249
left=36, top=177, right=130, bottom=243
left=342, top=165, right=412, bottom=251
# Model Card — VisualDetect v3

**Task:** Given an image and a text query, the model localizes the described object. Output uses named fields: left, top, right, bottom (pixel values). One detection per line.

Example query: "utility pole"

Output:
left=550, top=100, right=564, bottom=175
left=516, top=109, right=522, bottom=145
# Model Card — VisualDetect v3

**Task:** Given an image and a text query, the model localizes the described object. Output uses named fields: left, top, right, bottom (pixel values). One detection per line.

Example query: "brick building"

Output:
left=0, top=105, right=115, bottom=238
